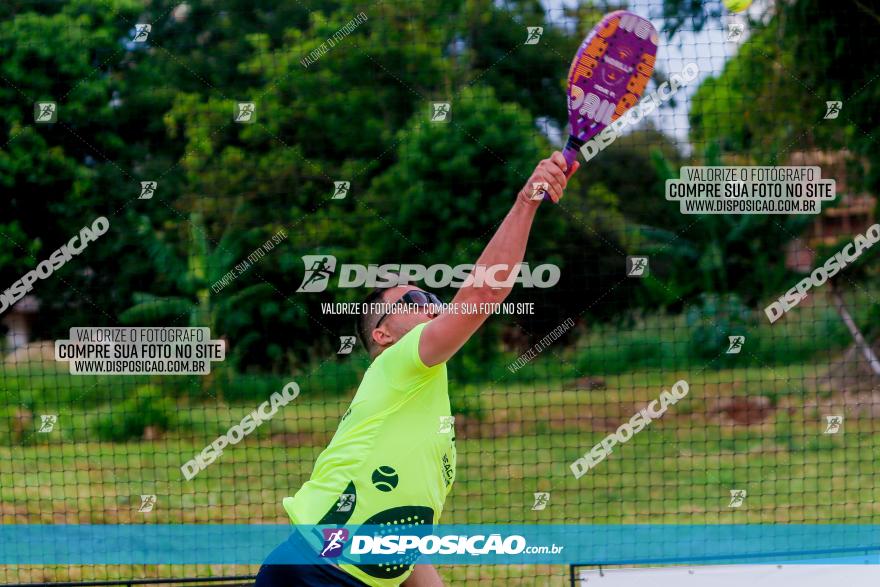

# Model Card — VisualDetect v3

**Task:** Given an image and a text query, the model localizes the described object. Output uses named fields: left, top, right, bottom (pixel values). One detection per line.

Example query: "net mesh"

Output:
left=1, top=0, right=878, bottom=585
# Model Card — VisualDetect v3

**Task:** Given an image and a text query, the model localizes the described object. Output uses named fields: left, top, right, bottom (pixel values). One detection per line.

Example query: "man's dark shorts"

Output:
left=255, top=531, right=368, bottom=587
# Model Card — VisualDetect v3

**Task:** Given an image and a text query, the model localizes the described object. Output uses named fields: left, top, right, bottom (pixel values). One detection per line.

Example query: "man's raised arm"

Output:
left=418, top=152, right=579, bottom=367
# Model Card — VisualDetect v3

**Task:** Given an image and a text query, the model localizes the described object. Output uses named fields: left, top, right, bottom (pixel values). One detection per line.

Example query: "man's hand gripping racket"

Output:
left=537, top=10, right=659, bottom=202
left=521, top=152, right=578, bottom=204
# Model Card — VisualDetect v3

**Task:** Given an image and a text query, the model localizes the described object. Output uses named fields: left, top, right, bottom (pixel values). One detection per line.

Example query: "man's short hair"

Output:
left=356, top=282, right=415, bottom=355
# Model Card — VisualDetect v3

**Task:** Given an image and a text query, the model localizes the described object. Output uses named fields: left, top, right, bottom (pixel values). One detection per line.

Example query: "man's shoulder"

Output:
left=374, top=322, right=427, bottom=366
left=371, top=323, right=445, bottom=390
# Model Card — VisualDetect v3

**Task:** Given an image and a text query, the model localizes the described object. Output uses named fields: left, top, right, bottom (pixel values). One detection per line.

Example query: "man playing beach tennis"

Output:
left=255, top=152, right=578, bottom=587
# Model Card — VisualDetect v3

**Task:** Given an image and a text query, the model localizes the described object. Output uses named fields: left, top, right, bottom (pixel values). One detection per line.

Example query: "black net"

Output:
left=1, top=0, right=879, bottom=585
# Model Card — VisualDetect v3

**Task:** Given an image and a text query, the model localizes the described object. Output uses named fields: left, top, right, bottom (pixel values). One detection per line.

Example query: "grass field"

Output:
left=2, top=295, right=879, bottom=584
left=2, top=361, right=879, bottom=584
left=4, top=363, right=877, bottom=521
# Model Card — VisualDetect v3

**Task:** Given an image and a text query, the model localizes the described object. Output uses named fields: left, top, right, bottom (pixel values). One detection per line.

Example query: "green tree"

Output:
left=640, top=144, right=811, bottom=308
left=363, top=85, right=631, bottom=364
left=0, top=0, right=186, bottom=336
left=681, top=0, right=880, bottom=357
left=119, top=211, right=274, bottom=370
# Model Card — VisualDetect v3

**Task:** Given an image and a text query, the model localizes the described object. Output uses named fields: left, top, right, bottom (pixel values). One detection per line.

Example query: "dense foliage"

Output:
left=1, top=0, right=876, bottom=376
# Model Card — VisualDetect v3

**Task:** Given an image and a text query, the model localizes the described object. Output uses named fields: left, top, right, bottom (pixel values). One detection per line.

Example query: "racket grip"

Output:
left=543, top=136, right=584, bottom=202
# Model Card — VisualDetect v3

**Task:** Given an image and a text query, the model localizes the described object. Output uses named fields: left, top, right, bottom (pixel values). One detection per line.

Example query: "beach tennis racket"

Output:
left=543, top=10, right=659, bottom=200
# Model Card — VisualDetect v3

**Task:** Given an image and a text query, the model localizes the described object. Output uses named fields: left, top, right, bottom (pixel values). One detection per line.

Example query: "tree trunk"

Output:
left=829, top=284, right=880, bottom=376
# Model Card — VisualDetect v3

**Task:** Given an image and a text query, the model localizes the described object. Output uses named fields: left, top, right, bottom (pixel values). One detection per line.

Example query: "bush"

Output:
left=686, top=293, right=752, bottom=362
left=0, top=403, right=36, bottom=446
left=93, top=386, right=177, bottom=442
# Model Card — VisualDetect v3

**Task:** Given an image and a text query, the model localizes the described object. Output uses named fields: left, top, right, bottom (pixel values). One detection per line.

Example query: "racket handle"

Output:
left=543, top=136, right=583, bottom=202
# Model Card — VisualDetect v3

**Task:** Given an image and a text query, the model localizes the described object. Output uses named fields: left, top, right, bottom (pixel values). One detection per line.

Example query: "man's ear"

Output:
left=371, top=326, right=394, bottom=349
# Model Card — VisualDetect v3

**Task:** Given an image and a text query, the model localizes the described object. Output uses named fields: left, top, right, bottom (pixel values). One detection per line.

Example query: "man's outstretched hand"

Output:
left=518, top=151, right=580, bottom=205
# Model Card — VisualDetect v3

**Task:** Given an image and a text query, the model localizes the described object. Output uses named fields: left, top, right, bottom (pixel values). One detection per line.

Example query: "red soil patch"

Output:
left=710, top=396, right=775, bottom=425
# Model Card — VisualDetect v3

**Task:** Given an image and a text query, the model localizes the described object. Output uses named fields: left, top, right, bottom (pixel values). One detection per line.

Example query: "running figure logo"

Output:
left=727, top=23, right=744, bottom=41
left=320, top=528, right=349, bottom=558
left=824, top=415, right=843, bottom=434
left=525, top=27, right=543, bottom=45
left=530, top=182, right=549, bottom=201
left=37, top=414, right=57, bottom=433
left=531, top=492, right=550, bottom=511
left=332, top=181, right=350, bottom=200
left=824, top=101, right=842, bottom=119
left=235, top=102, right=256, bottom=123
left=626, top=256, right=649, bottom=277
left=34, top=102, right=57, bottom=123
left=297, top=255, right=337, bottom=292
left=133, top=24, right=151, bottom=42
left=438, top=416, right=455, bottom=433
left=139, top=181, right=157, bottom=200
left=336, top=493, right=355, bottom=513
left=726, top=336, right=745, bottom=354
left=138, top=494, right=157, bottom=513
left=728, top=489, right=747, bottom=508
left=431, top=102, right=451, bottom=123
left=338, top=336, right=356, bottom=355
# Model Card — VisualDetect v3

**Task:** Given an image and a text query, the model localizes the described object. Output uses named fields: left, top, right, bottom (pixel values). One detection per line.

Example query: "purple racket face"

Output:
left=561, top=11, right=659, bottom=168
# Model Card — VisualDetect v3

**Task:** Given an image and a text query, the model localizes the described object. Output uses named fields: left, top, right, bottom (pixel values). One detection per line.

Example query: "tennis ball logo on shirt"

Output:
left=371, top=466, right=399, bottom=492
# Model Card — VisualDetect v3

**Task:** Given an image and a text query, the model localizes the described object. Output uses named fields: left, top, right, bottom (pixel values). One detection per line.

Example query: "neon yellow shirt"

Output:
left=283, top=322, right=457, bottom=586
